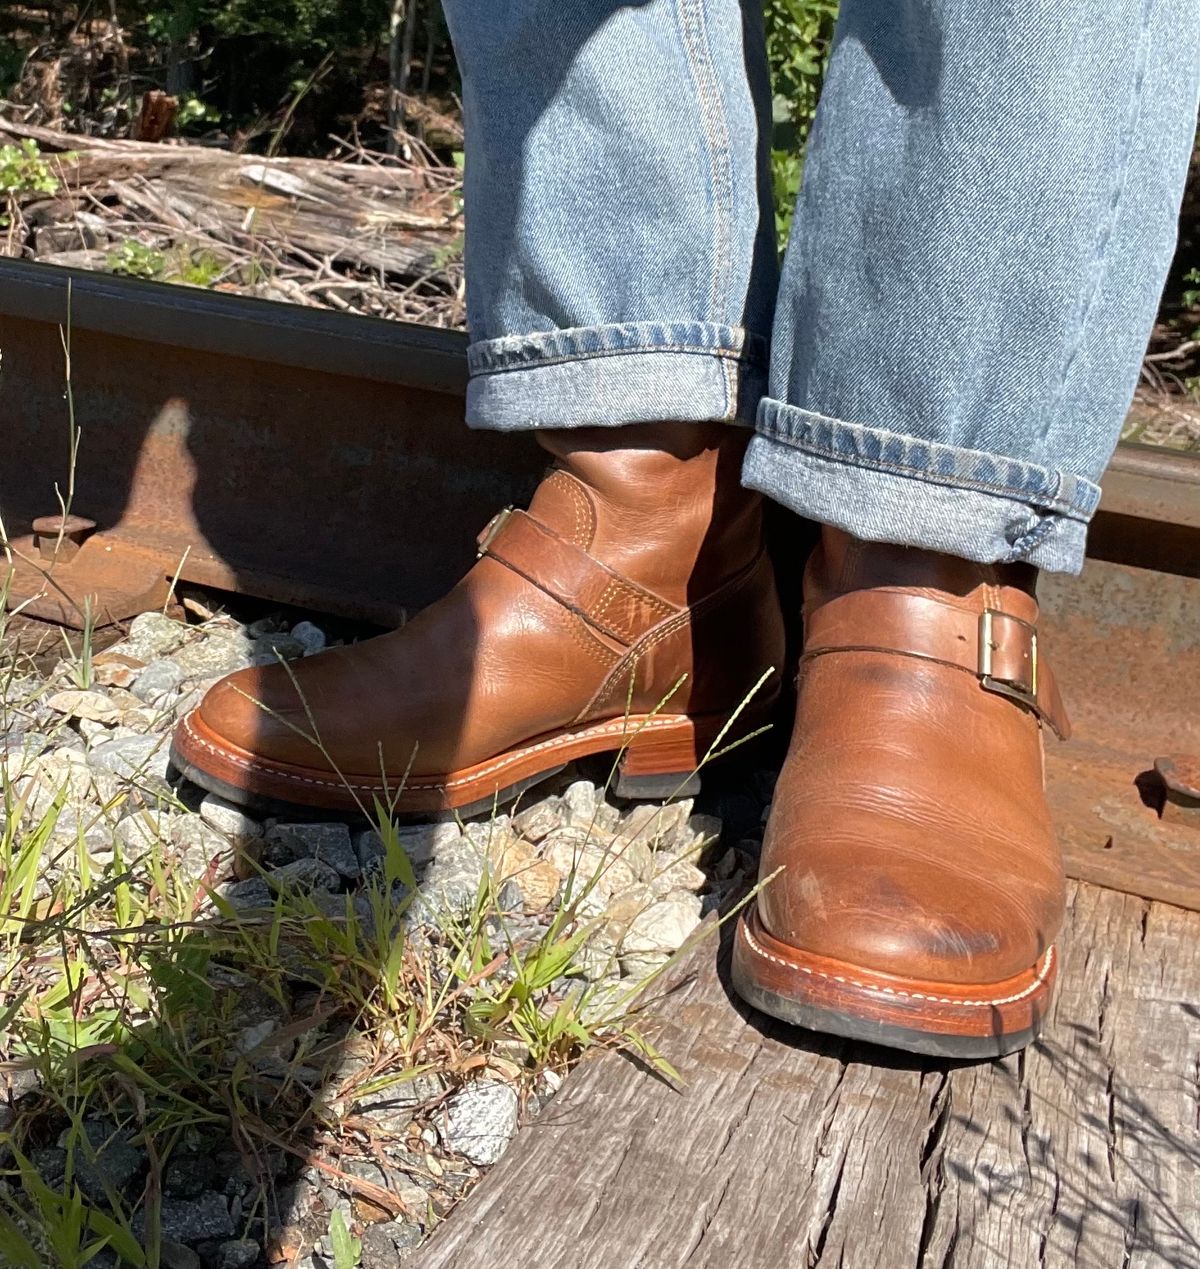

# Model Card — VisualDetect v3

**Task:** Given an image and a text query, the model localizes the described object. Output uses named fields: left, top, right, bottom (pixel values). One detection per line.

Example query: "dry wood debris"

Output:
left=0, top=113, right=465, bottom=326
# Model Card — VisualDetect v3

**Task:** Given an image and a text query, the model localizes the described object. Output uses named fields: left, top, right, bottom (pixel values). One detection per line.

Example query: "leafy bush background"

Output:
left=764, top=0, right=839, bottom=247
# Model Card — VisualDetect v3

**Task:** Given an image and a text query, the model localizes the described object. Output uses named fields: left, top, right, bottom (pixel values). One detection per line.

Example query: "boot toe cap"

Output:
left=757, top=847, right=1061, bottom=987
left=185, top=664, right=320, bottom=765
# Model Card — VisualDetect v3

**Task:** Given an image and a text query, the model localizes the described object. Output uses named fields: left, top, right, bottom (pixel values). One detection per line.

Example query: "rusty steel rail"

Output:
left=0, top=258, right=534, bottom=626
left=0, top=259, right=1198, bottom=912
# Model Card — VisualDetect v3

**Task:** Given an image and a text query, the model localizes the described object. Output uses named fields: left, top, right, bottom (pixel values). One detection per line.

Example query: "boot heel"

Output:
left=613, top=717, right=708, bottom=800
left=613, top=699, right=779, bottom=800
left=614, top=768, right=703, bottom=799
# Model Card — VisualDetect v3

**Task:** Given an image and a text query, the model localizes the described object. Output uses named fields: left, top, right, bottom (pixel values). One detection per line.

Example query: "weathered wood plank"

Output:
left=415, top=884, right=1200, bottom=1269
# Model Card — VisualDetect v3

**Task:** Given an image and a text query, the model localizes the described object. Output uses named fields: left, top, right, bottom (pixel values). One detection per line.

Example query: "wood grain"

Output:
left=416, top=884, right=1200, bottom=1269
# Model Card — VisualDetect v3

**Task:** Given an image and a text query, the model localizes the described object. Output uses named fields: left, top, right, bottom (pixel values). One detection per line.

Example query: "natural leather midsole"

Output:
left=737, top=903, right=1056, bottom=1016
left=176, top=706, right=749, bottom=798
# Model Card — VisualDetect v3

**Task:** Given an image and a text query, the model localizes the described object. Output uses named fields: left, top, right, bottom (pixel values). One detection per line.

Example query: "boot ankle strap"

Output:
left=801, top=590, right=1070, bottom=739
left=477, top=507, right=679, bottom=646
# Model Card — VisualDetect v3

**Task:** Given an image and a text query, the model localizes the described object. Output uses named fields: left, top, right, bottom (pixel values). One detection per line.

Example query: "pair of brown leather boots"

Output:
left=172, top=423, right=1067, bottom=1058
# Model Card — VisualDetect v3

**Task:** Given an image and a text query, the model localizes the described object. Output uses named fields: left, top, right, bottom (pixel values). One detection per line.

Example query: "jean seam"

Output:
left=676, top=0, right=734, bottom=323
left=756, top=416, right=1095, bottom=521
left=470, top=343, right=766, bottom=378
left=1002, top=516, right=1058, bottom=562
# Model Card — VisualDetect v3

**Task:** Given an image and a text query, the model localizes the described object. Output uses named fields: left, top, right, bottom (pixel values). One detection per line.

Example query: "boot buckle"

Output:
left=978, top=608, right=1038, bottom=710
left=476, top=506, right=514, bottom=558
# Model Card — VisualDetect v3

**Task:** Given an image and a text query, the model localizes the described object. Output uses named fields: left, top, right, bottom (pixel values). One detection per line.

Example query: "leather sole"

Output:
left=170, top=706, right=761, bottom=819
left=731, top=902, right=1055, bottom=1059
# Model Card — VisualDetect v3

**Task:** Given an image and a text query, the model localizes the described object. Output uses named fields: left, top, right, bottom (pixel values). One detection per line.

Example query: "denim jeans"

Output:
left=442, top=0, right=1200, bottom=573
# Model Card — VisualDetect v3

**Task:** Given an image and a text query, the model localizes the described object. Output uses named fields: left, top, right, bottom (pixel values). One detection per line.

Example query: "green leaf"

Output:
left=329, top=1208, right=362, bottom=1269
left=0, top=1206, right=42, bottom=1269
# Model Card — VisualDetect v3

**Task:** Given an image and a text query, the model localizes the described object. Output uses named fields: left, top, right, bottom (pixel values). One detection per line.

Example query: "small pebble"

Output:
left=290, top=620, right=327, bottom=654
left=266, top=822, right=360, bottom=880
left=46, top=689, right=121, bottom=724
left=131, top=658, right=185, bottom=704
left=200, top=794, right=264, bottom=847
left=217, top=1239, right=261, bottom=1269
left=86, top=732, right=171, bottom=782
left=441, top=1079, right=519, bottom=1166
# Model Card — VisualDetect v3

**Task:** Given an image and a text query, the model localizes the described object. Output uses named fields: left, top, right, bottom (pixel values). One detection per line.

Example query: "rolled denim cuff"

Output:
left=465, top=321, right=768, bottom=430
left=746, top=400, right=1103, bottom=575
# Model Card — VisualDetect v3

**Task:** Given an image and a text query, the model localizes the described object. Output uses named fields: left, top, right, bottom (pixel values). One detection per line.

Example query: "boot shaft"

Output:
left=530, top=423, right=764, bottom=606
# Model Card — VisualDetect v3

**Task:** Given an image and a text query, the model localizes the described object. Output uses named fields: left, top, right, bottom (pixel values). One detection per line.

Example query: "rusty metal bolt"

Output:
left=1154, top=755, right=1200, bottom=827
left=31, top=513, right=96, bottom=562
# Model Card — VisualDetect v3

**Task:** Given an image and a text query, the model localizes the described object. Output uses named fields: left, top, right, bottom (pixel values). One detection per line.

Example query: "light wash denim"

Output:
left=442, top=0, right=1200, bottom=573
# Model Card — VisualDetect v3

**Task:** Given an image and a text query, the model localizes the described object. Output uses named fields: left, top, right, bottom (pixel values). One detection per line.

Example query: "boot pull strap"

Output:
left=477, top=508, right=679, bottom=647
left=801, top=590, right=1071, bottom=740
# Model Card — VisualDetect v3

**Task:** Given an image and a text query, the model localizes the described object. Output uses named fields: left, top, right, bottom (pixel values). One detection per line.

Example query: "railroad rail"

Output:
left=1, top=259, right=1198, bottom=1266
left=0, top=258, right=532, bottom=627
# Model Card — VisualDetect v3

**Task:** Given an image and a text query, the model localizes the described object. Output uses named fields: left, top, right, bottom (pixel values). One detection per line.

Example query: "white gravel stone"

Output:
left=621, top=892, right=703, bottom=956
left=170, top=633, right=253, bottom=682
left=117, top=612, right=189, bottom=661
left=576, top=940, right=619, bottom=981
left=115, top=811, right=174, bottom=858
left=461, top=813, right=512, bottom=846
left=131, top=658, right=185, bottom=704
left=611, top=833, right=654, bottom=883
left=441, top=1079, right=519, bottom=1166
left=511, top=796, right=567, bottom=843
left=562, top=779, right=596, bottom=821
left=613, top=800, right=692, bottom=851
left=92, top=659, right=139, bottom=689
left=45, top=689, right=121, bottom=724
left=87, top=733, right=170, bottom=782
left=353, top=1072, right=446, bottom=1132
left=563, top=779, right=620, bottom=836
left=234, top=1018, right=279, bottom=1055
left=199, top=794, right=263, bottom=846
left=290, top=621, right=327, bottom=654
left=411, top=838, right=487, bottom=919
left=543, top=827, right=635, bottom=900
left=649, top=858, right=708, bottom=896
left=407, top=821, right=464, bottom=864
left=115, top=706, right=161, bottom=733
left=173, top=816, right=237, bottom=882
left=13, top=749, right=116, bottom=818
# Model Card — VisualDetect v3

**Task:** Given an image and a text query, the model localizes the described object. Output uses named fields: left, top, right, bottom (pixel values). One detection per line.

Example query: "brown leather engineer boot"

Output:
left=171, top=423, right=784, bottom=817
left=732, top=529, right=1069, bottom=1058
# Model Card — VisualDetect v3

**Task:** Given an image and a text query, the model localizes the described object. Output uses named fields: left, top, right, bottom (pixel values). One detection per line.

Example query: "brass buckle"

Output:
left=978, top=608, right=1039, bottom=712
left=476, top=506, right=514, bottom=558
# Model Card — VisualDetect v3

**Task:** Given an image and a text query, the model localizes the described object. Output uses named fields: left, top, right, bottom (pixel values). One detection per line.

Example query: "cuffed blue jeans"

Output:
left=443, top=0, right=1200, bottom=573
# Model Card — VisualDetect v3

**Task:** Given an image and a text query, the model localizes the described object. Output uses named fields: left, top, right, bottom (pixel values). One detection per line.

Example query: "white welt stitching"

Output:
left=740, top=920, right=1055, bottom=1009
left=181, top=712, right=685, bottom=794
